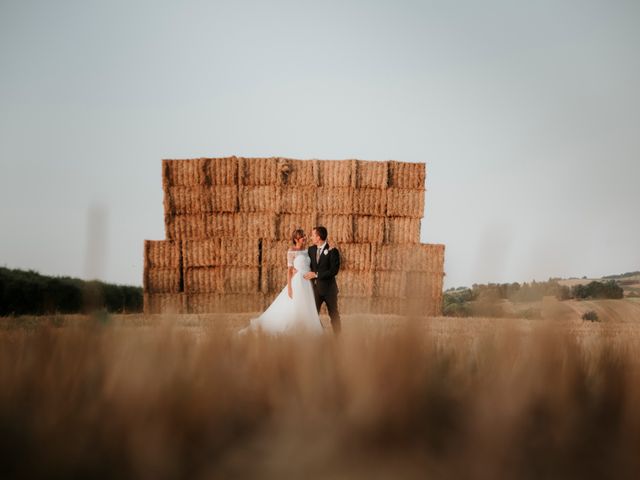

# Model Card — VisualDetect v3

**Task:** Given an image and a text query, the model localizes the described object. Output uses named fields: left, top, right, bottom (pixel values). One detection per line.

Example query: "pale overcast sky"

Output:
left=1, top=0, right=639, bottom=288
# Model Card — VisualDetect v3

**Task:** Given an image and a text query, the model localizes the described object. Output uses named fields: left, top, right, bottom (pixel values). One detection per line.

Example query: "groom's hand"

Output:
left=303, top=272, right=316, bottom=280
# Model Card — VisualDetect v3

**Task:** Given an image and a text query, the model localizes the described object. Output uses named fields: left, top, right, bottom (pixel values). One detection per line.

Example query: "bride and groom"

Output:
left=242, top=226, right=341, bottom=335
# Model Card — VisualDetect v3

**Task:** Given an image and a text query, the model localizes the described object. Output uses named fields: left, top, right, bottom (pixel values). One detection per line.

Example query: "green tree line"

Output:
left=0, top=267, right=142, bottom=316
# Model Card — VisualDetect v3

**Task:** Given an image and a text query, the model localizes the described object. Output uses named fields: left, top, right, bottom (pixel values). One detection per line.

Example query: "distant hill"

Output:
left=558, top=271, right=640, bottom=297
left=444, top=270, right=640, bottom=319
left=603, top=271, right=640, bottom=280
left=0, top=267, right=142, bottom=316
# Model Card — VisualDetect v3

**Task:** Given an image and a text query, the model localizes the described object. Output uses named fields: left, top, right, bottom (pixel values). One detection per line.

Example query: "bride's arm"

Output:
left=287, top=267, right=295, bottom=299
left=286, top=250, right=296, bottom=299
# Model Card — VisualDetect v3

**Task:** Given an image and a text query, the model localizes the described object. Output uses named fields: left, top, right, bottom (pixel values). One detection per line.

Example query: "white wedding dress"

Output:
left=241, top=249, right=324, bottom=335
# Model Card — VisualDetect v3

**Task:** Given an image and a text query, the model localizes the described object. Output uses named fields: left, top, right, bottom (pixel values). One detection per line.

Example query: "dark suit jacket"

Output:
left=308, top=244, right=340, bottom=297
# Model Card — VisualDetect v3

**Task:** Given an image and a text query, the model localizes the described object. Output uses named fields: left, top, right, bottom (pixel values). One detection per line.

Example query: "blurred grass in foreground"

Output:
left=1, top=315, right=640, bottom=479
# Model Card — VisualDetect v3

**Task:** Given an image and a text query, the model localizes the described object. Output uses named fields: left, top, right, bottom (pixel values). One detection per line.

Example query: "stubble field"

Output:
left=2, top=313, right=640, bottom=479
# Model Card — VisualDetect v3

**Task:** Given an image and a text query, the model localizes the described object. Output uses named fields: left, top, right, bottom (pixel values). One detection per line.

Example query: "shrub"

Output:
left=582, top=310, right=599, bottom=322
left=572, top=281, right=623, bottom=300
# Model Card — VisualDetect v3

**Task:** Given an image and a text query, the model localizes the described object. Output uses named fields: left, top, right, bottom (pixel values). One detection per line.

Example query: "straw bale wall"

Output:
left=239, top=157, right=278, bottom=186
left=143, top=293, right=185, bottom=314
left=388, top=161, right=425, bottom=189
left=317, top=187, right=353, bottom=215
left=261, top=240, right=292, bottom=267
left=354, top=215, right=385, bottom=243
left=386, top=188, right=425, bottom=218
left=205, top=157, right=238, bottom=185
left=317, top=160, right=355, bottom=187
left=279, top=158, right=318, bottom=186
left=353, top=188, right=387, bottom=216
left=145, top=157, right=444, bottom=316
left=261, top=267, right=288, bottom=294
left=277, top=214, right=316, bottom=241
left=239, top=186, right=277, bottom=212
left=279, top=186, right=316, bottom=214
left=144, top=240, right=180, bottom=269
left=144, top=267, right=181, bottom=294
left=335, top=243, right=371, bottom=271
left=339, top=271, right=374, bottom=297
left=356, top=160, right=388, bottom=189
left=385, top=217, right=421, bottom=244
left=187, top=293, right=264, bottom=314
left=316, top=214, right=354, bottom=243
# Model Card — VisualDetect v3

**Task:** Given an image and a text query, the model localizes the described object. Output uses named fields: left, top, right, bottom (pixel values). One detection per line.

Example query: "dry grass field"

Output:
left=3, top=312, right=640, bottom=479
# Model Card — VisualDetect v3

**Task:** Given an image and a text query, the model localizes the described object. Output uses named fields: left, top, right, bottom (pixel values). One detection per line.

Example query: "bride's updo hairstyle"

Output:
left=291, top=228, right=305, bottom=246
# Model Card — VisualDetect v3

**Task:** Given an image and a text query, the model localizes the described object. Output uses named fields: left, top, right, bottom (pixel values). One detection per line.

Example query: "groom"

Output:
left=304, top=226, right=341, bottom=335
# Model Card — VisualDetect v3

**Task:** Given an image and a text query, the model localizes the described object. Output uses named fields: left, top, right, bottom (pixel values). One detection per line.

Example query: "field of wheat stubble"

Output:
left=2, top=313, right=640, bottom=479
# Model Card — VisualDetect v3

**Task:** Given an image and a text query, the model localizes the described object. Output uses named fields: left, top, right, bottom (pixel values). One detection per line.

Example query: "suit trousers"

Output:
left=313, top=288, right=341, bottom=334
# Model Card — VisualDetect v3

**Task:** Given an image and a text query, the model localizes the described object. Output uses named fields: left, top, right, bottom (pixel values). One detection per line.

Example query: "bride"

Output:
left=240, top=229, right=324, bottom=335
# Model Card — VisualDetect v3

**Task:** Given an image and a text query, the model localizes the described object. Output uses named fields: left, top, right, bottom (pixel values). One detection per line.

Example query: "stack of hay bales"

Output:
left=143, top=157, right=445, bottom=316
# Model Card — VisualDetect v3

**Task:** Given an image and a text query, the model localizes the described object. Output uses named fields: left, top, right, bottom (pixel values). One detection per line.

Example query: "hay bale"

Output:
left=222, top=267, right=260, bottom=293
left=237, top=212, right=277, bottom=239
left=262, top=291, right=279, bottom=307
left=165, top=214, right=206, bottom=241
left=225, top=238, right=260, bottom=267
left=353, top=216, right=385, bottom=244
left=261, top=266, right=288, bottom=293
left=239, top=157, right=278, bottom=186
left=163, top=159, right=206, bottom=186
left=373, top=271, right=406, bottom=298
left=203, top=213, right=235, bottom=238
left=405, top=244, right=445, bottom=272
left=371, top=244, right=420, bottom=271
left=278, top=186, right=316, bottom=214
left=166, top=185, right=237, bottom=214
left=185, top=293, right=218, bottom=314
left=162, top=183, right=172, bottom=218
left=355, top=160, right=388, bottom=189
left=208, top=185, right=238, bottom=212
left=276, top=213, right=317, bottom=241
left=372, top=243, right=444, bottom=272
left=353, top=188, right=387, bottom=216
left=316, top=187, right=353, bottom=215
left=202, top=212, right=276, bottom=239
left=317, top=160, right=355, bottom=187
left=166, top=186, right=196, bottom=215
left=278, top=158, right=318, bottom=186
left=339, top=270, right=374, bottom=297
left=316, top=214, right=353, bottom=243
left=405, top=272, right=444, bottom=300
left=404, top=296, right=441, bottom=317
left=183, top=239, right=221, bottom=267
left=371, top=244, right=396, bottom=271
left=144, top=267, right=182, bottom=294
left=239, top=185, right=278, bottom=212
left=204, top=157, right=238, bottom=185
left=183, top=238, right=259, bottom=267
left=261, top=239, right=294, bottom=267
left=187, top=293, right=264, bottom=314
left=404, top=272, right=444, bottom=316
left=335, top=243, right=371, bottom=271
left=144, top=240, right=180, bottom=269
left=370, top=297, right=406, bottom=315
left=340, top=297, right=371, bottom=314
left=388, top=161, right=425, bottom=189
left=184, top=267, right=223, bottom=294
left=385, top=217, right=421, bottom=244
left=144, top=293, right=186, bottom=314
left=386, top=188, right=425, bottom=218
